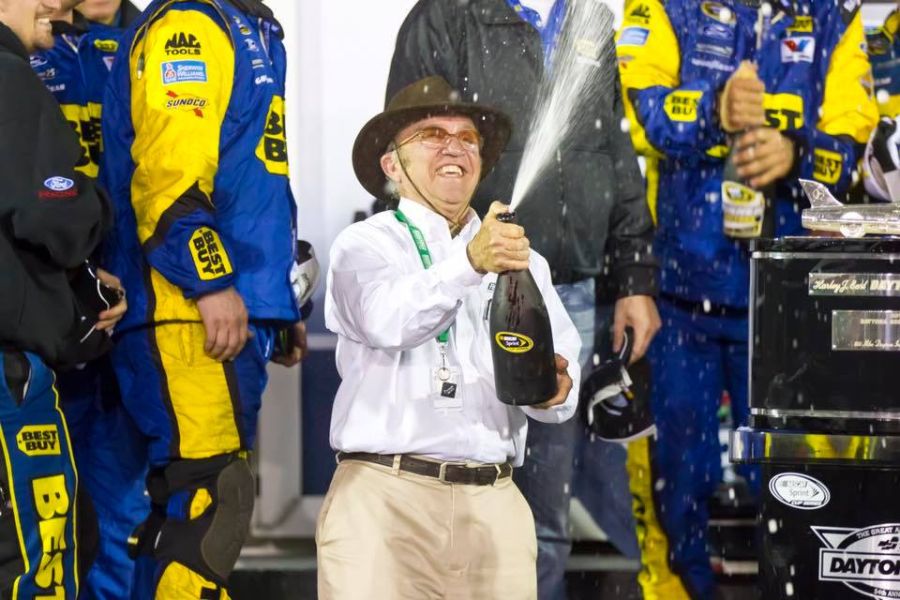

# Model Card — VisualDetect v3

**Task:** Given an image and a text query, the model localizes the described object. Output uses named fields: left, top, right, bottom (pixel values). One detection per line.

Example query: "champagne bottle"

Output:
left=722, top=139, right=776, bottom=239
left=720, top=54, right=778, bottom=239
left=489, top=212, right=558, bottom=406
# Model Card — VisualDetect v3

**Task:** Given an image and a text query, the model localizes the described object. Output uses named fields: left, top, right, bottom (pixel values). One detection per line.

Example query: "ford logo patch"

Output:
left=44, top=176, right=75, bottom=192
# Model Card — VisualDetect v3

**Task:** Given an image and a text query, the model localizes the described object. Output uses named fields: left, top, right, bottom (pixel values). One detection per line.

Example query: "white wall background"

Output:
left=287, top=1, right=420, bottom=295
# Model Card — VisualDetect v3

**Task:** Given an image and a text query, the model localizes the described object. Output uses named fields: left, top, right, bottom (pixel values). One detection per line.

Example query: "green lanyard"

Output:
left=394, top=209, right=450, bottom=345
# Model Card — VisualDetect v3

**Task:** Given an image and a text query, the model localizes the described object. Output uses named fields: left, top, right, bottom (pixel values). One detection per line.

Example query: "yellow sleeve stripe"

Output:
left=617, top=0, right=680, bottom=159
left=818, top=11, right=879, bottom=144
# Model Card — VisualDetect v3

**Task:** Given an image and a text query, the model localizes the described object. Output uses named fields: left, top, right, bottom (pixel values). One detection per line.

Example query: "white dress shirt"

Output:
left=325, top=198, right=581, bottom=466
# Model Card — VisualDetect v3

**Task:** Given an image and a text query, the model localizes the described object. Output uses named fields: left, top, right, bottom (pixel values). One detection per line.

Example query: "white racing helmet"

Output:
left=290, top=240, right=320, bottom=311
left=863, top=116, right=900, bottom=202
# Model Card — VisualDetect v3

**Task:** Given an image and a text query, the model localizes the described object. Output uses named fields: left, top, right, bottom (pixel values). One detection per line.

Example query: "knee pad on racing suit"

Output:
left=128, top=453, right=254, bottom=586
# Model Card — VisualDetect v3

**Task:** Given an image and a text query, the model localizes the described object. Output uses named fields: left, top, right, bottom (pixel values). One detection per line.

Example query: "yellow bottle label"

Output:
left=495, top=332, right=535, bottom=354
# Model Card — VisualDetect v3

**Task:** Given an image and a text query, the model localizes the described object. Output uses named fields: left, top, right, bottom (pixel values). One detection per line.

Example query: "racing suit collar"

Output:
left=0, top=22, right=29, bottom=62
left=51, top=12, right=89, bottom=36
left=226, top=0, right=284, bottom=36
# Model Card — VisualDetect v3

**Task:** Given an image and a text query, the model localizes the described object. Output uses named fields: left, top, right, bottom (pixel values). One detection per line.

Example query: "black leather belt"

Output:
left=337, top=452, right=513, bottom=486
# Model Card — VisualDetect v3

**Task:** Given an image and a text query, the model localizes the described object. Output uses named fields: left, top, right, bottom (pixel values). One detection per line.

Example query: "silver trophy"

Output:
left=800, top=179, right=900, bottom=238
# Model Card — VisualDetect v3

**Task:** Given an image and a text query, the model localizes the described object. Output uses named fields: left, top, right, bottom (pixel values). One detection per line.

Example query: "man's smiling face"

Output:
left=382, top=115, right=483, bottom=220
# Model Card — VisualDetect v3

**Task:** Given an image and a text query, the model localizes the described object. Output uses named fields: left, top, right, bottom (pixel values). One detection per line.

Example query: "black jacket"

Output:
left=387, top=0, right=658, bottom=292
left=0, top=22, right=110, bottom=366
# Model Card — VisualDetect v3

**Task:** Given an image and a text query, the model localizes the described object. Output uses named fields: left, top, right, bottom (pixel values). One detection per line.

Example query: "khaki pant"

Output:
left=316, top=459, right=538, bottom=600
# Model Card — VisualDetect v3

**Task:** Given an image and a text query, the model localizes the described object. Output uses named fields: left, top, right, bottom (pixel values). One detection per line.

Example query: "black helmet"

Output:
left=582, top=328, right=655, bottom=443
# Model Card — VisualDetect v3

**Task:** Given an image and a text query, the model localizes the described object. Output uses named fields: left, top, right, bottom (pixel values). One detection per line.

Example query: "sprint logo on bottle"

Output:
left=16, top=425, right=61, bottom=457
left=815, top=523, right=900, bottom=598
left=495, top=332, right=535, bottom=354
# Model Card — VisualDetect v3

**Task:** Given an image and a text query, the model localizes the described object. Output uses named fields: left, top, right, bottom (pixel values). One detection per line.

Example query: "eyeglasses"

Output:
left=395, top=126, right=483, bottom=153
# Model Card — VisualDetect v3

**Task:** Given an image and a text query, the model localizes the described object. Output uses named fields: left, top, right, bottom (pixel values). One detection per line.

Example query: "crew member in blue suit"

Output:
left=103, top=0, right=308, bottom=596
left=617, top=0, right=878, bottom=597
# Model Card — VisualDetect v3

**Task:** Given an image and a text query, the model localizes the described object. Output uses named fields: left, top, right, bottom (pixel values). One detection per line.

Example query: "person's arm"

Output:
left=793, top=9, right=879, bottom=195
left=386, top=0, right=465, bottom=102
left=327, top=203, right=529, bottom=351
left=128, top=8, right=236, bottom=299
left=607, top=41, right=658, bottom=300
left=616, top=0, right=728, bottom=160
left=325, top=224, right=484, bottom=351
left=521, top=253, right=582, bottom=424
left=0, top=57, right=108, bottom=268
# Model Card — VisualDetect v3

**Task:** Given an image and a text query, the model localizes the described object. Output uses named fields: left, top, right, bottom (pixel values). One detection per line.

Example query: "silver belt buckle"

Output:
left=438, top=462, right=450, bottom=483
left=492, top=464, right=502, bottom=486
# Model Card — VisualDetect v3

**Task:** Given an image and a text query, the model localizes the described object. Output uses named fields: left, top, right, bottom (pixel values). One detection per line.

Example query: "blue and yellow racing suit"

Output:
left=867, top=9, right=900, bottom=117
left=30, top=15, right=149, bottom=600
left=31, top=17, right=121, bottom=178
left=102, top=0, right=297, bottom=596
left=617, top=1, right=877, bottom=597
left=0, top=354, right=79, bottom=600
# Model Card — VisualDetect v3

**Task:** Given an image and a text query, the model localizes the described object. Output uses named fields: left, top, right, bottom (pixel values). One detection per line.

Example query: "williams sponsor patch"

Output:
left=618, top=27, right=650, bottom=47
left=161, top=60, right=208, bottom=85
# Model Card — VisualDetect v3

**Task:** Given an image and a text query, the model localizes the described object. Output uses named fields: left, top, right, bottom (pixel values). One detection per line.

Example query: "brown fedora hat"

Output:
left=352, top=76, right=512, bottom=201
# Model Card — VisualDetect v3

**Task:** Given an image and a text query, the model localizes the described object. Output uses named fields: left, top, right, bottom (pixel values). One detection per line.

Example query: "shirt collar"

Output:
left=0, top=22, right=30, bottom=62
left=396, top=197, right=481, bottom=243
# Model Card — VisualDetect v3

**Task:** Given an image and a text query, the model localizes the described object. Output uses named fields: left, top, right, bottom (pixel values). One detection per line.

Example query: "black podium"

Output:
left=731, top=237, right=900, bottom=600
